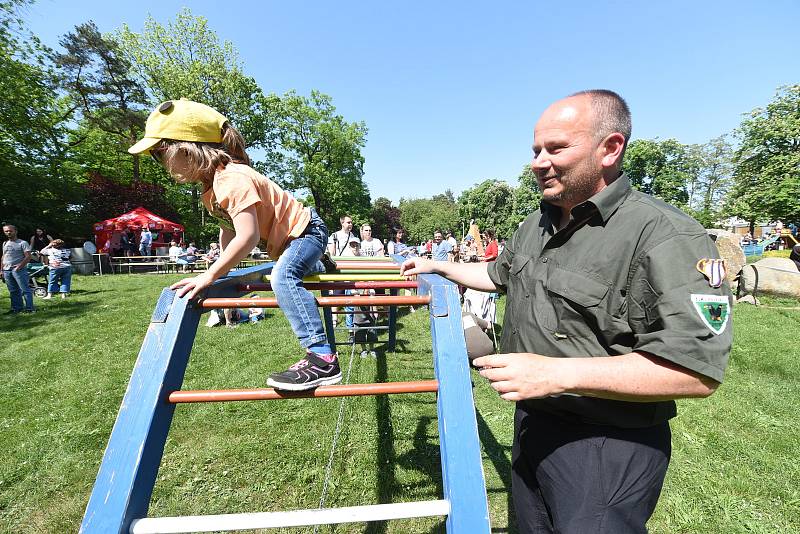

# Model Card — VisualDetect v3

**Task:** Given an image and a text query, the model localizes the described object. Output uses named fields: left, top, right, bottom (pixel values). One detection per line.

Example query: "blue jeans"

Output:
left=139, top=244, right=151, bottom=256
left=48, top=266, right=72, bottom=294
left=3, top=268, right=34, bottom=312
left=271, top=209, right=328, bottom=348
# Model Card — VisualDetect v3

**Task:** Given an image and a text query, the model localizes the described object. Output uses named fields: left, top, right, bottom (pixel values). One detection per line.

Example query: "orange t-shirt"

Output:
left=201, top=163, right=311, bottom=259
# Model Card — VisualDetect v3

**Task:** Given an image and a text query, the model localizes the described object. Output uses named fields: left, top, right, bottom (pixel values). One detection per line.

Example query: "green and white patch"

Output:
left=691, top=294, right=730, bottom=335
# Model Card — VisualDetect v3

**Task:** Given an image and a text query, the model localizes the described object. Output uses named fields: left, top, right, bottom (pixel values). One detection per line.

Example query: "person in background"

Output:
left=387, top=227, right=414, bottom=257
left=482, top=229, right=499, bottom=262
left=445, top=230, right=458, bottom=251
left=327, top=214, right=358, bottom=257
left=430, top=230, right=454, bottom=262
left=203, top=242, right=220, bottom=265
left=29, top=228, right=53, bottom=254
left=40, top=239, right=72, bottom=299
left=2, top=224, right=35, bottom=314
left=139, top=227, right=153, bottom=257
left=359, top=224, right=384, bottom=257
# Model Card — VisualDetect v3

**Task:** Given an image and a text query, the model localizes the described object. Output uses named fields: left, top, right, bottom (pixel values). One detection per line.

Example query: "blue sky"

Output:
left=25, top=0, right=800, bottom=203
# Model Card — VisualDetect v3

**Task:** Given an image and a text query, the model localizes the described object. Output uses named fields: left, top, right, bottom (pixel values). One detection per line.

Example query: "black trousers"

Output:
left=512, top=404, right=671, bottom=534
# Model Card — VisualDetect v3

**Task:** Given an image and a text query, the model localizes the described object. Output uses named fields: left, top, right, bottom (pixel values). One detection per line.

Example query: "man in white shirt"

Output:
left=359, top=224, right=384, bottom=257
left=327, top=215, right=358, bottom=257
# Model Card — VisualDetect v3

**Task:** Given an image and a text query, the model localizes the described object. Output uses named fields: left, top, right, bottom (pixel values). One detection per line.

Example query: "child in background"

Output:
left=128, top=98, right=340, bottom=390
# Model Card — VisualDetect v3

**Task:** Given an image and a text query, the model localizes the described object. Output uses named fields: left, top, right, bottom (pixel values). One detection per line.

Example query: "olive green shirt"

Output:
left=488, top=174, right=732, bottom=427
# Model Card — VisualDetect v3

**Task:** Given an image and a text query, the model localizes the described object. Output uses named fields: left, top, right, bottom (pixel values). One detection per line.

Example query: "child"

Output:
left=128, top=98, right=340, bottom=391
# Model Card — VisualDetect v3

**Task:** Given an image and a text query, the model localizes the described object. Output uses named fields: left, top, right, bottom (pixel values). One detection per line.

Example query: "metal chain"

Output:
left=314, top=342, right=358, bottom=533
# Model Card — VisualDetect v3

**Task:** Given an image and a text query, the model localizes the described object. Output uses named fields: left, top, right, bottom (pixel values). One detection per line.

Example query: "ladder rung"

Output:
left=199, top=295, right=430, bottom=309
left=239, top=280, right=419, bottom=291
left=168, top=380, right=439, bottom=403
left=130, top=499, right=450, bottom=533
left=267, top=274, right=408, bottom=281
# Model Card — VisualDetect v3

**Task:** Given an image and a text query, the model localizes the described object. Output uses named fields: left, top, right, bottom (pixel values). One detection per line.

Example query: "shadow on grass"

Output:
left=367, top=348, right=446, bottom=534
left=476, top=410, right=517, bottom=534
left=0, top=298, right=101, bottom=334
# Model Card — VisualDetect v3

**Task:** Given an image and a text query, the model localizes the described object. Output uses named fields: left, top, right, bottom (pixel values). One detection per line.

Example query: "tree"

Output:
left=728, top=85, right=800, bottom=225
left=458, top=179, right=516, bottom=238
left=510, top=164, right=542, bottom=231
left=370, top=197, right=401, bottom=243
left=116, top=9, right=279, bottom=231
left=0, top=0, right=74, bottom=235
left=273, top=90, right=370, bottom=228
left=687, top=136, right=734, bottom=227
left=399, top=195, right=460, bottom=245
left=623, top=138, right=693, bottom=209
left=56, top=21, right=149, bottom=181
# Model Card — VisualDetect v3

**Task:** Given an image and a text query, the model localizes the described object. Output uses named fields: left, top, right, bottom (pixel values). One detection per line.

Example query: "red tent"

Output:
left=93, top=207, right=184, bottom=253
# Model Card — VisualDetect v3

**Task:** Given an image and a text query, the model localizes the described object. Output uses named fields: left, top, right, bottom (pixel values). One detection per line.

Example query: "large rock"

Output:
left=707, top=229, right=746, bottom=284
left=739, top=258, right=800, bottom=299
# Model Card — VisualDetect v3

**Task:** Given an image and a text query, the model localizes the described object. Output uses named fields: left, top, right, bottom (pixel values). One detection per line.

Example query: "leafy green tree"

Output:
left=272, top=90, right=370, bottom=228
left=370, top=197, right=401, bottom=243
left=0, top=0, right=75, bottom=236
left=623, top=138, right=693, bottom=209
left=728, top=85, right=800, bottom=225
left=399, top=194, right=460, bottom=245
left=687, top=136, right=734, bottom=227
left=458, top=179, right=516, bottom=238
left=56, top=21, right=149, bottom=181
left=510, top=164, right=542, bottom=232
left=116, top=9, right=279, bottom=234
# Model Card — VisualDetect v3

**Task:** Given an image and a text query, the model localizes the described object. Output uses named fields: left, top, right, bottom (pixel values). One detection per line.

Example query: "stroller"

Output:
left=26, top=261, right=49, bottom=298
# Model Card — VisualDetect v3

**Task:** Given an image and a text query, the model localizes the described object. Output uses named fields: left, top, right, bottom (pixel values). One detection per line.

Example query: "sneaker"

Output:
left=22, top=309, right=36, bottom=314
left=43, top=295, right=52, bottom=300
left=267, top=351, right=342, bottom=391
left=3, top=310, right=20, bottom=315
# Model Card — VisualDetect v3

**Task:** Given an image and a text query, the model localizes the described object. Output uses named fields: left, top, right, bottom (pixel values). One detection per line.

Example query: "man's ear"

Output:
left=600, top=133, right=626, bottom=169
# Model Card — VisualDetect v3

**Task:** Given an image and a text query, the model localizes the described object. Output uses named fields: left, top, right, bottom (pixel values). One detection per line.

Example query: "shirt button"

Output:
left=541, top=257, right=548, bottom=263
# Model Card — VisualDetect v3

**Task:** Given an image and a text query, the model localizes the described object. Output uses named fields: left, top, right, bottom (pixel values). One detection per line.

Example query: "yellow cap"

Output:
left=128, top=98, right=229, bottom=155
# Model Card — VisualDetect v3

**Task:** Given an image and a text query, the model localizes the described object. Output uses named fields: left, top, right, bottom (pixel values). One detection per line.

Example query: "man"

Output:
left=401, top=90, right=731, bottom=533
left=445, top=230, right=458, bottom=250
left=327, top=215, right=358, bottom=257
left=2, top=224, right=35, bottom=314
left=430, top=230, right=453, bottom=262
left=359, top=224, right=384, bottom=257
left=139, top=227, right=153, bottom=257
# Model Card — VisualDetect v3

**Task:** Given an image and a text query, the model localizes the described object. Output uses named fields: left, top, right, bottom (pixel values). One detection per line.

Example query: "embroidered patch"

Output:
left=691, top=294, right=730, bottom=335
left=696, top=258, right=727, bottom=288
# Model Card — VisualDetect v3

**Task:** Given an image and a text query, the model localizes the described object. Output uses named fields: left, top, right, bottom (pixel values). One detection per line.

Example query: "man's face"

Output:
left=362, top=226, right=372, bottom=240
left=434, top=233, right=443, bottom=243
left=531, top=96, right=604, bottom=210
left=341, top=217, right=353, bottom=233
left=3, top=226, right=16, bottom=240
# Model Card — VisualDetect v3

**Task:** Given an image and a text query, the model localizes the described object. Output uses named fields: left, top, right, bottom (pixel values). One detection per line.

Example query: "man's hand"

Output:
left=170, top=272, right=216, bottom=299
left=399, top=257, right=437, bottom=277
left=473, top=353, right=571, bottom=402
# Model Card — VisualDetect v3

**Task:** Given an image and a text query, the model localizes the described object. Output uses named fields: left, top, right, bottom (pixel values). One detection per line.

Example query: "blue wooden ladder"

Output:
left=79, top=262, right=490, bottom=533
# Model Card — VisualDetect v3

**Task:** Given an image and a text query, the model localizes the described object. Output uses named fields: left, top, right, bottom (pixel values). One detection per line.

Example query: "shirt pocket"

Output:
left=545, top=267, right=611, bottom=338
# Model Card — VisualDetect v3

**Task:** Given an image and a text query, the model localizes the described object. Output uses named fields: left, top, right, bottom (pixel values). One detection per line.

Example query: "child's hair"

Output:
left=50, top=239, right=65, bottom=248
left=159, top=123, right=250, bottom=185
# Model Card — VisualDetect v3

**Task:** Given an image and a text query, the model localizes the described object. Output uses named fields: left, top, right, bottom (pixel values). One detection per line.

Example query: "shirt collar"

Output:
left=539, top=172, right=631, bottom=227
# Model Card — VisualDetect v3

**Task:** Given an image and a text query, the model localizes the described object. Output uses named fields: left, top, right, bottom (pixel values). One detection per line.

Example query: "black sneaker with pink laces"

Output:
left=267, top=351, right=342, bottom=391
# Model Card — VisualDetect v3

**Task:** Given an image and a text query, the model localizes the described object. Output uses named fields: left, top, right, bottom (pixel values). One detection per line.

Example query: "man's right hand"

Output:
left=399, top=257, right=436, bottom=277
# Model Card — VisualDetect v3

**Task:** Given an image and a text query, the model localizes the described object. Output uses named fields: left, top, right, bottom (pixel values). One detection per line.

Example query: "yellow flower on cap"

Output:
left=128, top=98, right=228, bottom=155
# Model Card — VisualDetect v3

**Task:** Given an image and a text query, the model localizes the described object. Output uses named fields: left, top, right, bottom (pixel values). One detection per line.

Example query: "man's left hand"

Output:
left=473, top=353, right=570, bottom=402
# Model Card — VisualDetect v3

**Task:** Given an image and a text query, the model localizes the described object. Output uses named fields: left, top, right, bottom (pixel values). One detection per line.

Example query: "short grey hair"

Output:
left=570, top=89, right=632, bottom=148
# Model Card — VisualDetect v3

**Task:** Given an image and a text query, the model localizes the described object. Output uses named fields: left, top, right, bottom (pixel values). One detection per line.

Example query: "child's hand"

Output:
left=170, top=272, right=215, bottom=299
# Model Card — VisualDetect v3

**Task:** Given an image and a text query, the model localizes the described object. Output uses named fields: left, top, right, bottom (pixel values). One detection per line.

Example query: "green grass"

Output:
left=1, top=275, right=798, bottom=533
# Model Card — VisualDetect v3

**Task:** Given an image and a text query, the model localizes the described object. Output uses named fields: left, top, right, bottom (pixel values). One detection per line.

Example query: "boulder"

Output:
left=706, top=229, right=746, bottom=284
left=739, top=259, right=800, bottom=299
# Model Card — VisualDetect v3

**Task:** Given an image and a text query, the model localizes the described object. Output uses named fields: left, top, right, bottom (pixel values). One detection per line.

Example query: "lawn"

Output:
left=1, top=274, right=798, bottom=533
